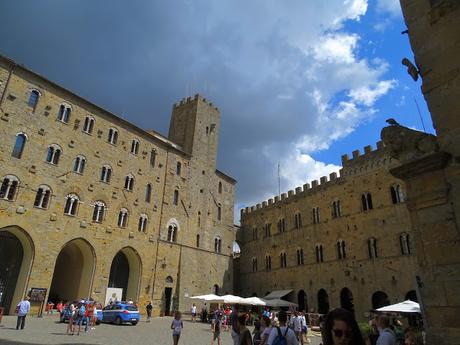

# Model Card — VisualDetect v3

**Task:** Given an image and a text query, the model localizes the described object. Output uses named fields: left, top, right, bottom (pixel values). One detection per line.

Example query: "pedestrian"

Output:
left=260, top=315, right=272, bottom=345
left=146, top=301, right=153, bottom=322
left=230, top=304, right=240, bottom=345
left=252, top=320, right=262, bottom=345
left=291, top=311, right=303, bottom=342
left=76, top=301, right=86, bottom=336
left=46, top=300, right=54, bottom=314
left=376, top=315, right=396, bottom=345
left=404, top=329, right=423, bottom=345
left=85, top=302, right=94, bottom=332
left=56, top=301, right=63, bottom=314
left=212, top=312, right=222, bottom=345
left=300, top=311, right=308, bottom=344
left=237, top=313, right=253, bottom=345
left=15, top=296, right=30, bottom=330
left=66, top=301, right=76, bottom=335
left=322, top=308, right=365, bottom=345
left=266, top=310, right=298, bottom=345
left=191, top=303, right=197, bottom=322
left=171, top=311, right=184, bottom=345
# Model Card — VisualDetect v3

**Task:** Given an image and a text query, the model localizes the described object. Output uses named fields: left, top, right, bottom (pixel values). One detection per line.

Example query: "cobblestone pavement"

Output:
left=0, top=315, right=323, bottom=345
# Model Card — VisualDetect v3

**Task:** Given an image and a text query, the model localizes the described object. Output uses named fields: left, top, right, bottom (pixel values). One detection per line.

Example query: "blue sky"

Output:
left=0, top=0, right=434, bottom=222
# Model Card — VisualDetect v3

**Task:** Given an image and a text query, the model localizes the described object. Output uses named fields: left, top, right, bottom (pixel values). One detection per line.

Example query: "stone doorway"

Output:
left=372, top=291, right=390, bottom=309
left=340, top=288, right=354, bottom=315
left=298, top=290, right=308, bottom=312
left=317, top=289, right=329, bottom=314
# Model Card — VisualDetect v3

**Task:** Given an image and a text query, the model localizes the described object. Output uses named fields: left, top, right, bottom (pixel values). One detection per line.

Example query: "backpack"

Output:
left=272, top=327, right=289, bottom=345
left=79, top=305, right=86, bottom=317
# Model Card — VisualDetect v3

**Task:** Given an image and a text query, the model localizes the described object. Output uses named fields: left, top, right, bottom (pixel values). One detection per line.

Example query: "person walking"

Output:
left=230, top=304, right=240, bottom=345
left=237, top=313, right=253, bottom=345
left=212, top=312, right=222, bottom=345
left=15, top=296, right=30, bottom=330
left=146, top=301, right=153, bottom=322
left=171, top=311, right=184, bottom=345
left=260, top=316, right=272, bottom=345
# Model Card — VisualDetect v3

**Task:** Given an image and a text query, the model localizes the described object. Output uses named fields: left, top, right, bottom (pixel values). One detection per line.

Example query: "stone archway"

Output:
left=298, top=290, right=308, bottom=312
left=317, top=289, right=329, bottom=314
left=108, top=247, right=141, bottom=301
left=49, top=238, right=95, bottom=304
left=405, top=290, right=418, bottom=302
left=0, top=226, right=35, bottom=314
left=372, top=291, right=390, bottom=309
left=340, top=288, right=355, bottom=315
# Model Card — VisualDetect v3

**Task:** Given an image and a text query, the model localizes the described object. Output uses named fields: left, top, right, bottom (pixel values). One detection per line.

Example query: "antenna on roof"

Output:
left=414, top=97, right=426, bottom=133
left=278, top=162, right=281, bottom=197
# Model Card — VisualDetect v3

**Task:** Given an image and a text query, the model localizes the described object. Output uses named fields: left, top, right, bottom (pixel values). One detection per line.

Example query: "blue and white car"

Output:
left=102, top=303, right=140, bottom=325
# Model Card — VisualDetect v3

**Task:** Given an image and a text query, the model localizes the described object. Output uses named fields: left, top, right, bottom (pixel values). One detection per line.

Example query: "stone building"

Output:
left=0, top=54, right=236, bottom=316
left=237, top=143, right=419, bottom=320
left=381, top=1, right=460, bottom=344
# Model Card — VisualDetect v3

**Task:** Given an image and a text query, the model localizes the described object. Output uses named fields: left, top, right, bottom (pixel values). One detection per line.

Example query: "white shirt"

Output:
left=267, top=326, right=299, bottom=345
left=292, top=316, right=302, bottom=332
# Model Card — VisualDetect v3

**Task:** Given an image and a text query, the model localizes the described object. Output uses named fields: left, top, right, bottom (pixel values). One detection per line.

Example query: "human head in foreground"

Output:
left=323, top=308, right=365, bottom=345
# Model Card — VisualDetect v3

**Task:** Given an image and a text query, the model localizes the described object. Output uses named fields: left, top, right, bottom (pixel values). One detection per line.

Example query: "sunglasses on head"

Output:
left=333, top=329, right=352, bottom=338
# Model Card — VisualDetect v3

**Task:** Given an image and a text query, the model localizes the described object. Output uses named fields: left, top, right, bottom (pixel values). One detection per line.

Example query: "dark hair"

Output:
left=378, top=314, right=390, bottom=328
left=237, top=313, right=247, bottom=325
left=323, top=308, right=365, bottom=345
left=278, top=310, right=287, bottom=322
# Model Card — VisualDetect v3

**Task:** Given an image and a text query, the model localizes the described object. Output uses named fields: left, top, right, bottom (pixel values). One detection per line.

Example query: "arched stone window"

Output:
left=265, top=255, right=272, bottom=271
left=252, top=227, right=258, bottom=240
left=264, top=223, right=271, bottom=237
left=92, top=200, right=106, bottom=223
left=33, top=185, right=52, bottom=209
left=280, top=252, right=287, bottom=268
left=0, top=175, right=20, bottom=201
left=64, top=193, right=79, bottom=216
left=362, top=193, right=373, bottom=211
left=108, top=128, right=118, bottom=145
left=72, top=155, right=86, bottom=174
left=176, top=162, right=181, bottom=176
left=214, top=236, right=222, bottom=253
left=124, top=174, right=135, bottom=191
left=167, top=220, right=179, bottom=242
left=145, top=183, right=152, bottom=203
left=368, top=237, right=378, bottom=258
left=196, top=234, right=200, bottom=247
left=400, top=232, right=411, bottom=255
left=294, top=212, right=302, bottom=229
left=173, top=189, right=179, bottom=205
left=131, top=139, right=140, bottom=155
left=332, top=199, right=342, bottom=218
left=315, top=244, right=324, bottom=263
left=150, top=149, right=157, bottom=167
left=252, top=257, right=258, bottom=272
left=390, top=184, right=404, bottom=204
left=12, top=132, right=27, bottom=159
left=57, top=103, right=71, bottom=123
left=277, top=218, right=286, bottom=233
left=337, top=240, right=346, bottom=260
left=46, top=144, right=62, bottom=165
left=117, top=208, right=129, bottom=228
left=83, top=115, right=95, bottom=134
left=217, top=205, right=222, bottom=221
left=138, top=214, right=148, bottom=232
left=100, top=165, right=112, bottom=183
left=28, top=89, right=40, bottom=109
left=297, top=248, right=304, bottom=265
left=312, top=206, right=320, bottom=224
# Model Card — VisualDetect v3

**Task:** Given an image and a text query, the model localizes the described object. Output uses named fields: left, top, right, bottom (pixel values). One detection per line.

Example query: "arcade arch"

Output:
left=340, top=288, right=355, bottom=315
left=49, top=238, right=95, bottom=303
left=298, top=290, right=308, bottom=312
left=108, top=247, right=141, bottom=301
left=0, top=226, right=34, bottom=314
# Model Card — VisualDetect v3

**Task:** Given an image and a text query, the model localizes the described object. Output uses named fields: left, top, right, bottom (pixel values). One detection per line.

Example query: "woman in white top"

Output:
left=171, top=311, right=184, bottom=345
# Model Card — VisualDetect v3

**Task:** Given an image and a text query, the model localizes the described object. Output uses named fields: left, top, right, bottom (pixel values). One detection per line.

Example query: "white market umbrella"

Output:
left=208, top=294, right=246, bottom=304
left=376, top=300, right=420, bottom=313
left=189, top=294, right=221, bottom=301
left=240, top=297, right=267, bottom=306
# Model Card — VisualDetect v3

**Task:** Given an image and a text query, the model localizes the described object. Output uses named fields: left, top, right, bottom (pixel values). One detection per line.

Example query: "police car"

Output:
left=101, top=303, right=140, bottom=325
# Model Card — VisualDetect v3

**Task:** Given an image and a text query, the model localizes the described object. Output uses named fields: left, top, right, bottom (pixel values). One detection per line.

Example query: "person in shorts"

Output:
left=191, top=303, right=197, bottom=322
left=171, top=311, right=183, bottom=345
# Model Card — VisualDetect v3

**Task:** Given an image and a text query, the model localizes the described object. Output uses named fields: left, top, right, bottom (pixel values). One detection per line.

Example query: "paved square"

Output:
left=0, top=315, right=322, bottom=345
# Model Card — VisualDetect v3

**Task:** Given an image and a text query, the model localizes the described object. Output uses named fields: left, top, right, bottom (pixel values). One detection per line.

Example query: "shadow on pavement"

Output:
left=0, top=340, right=99, bottom=345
